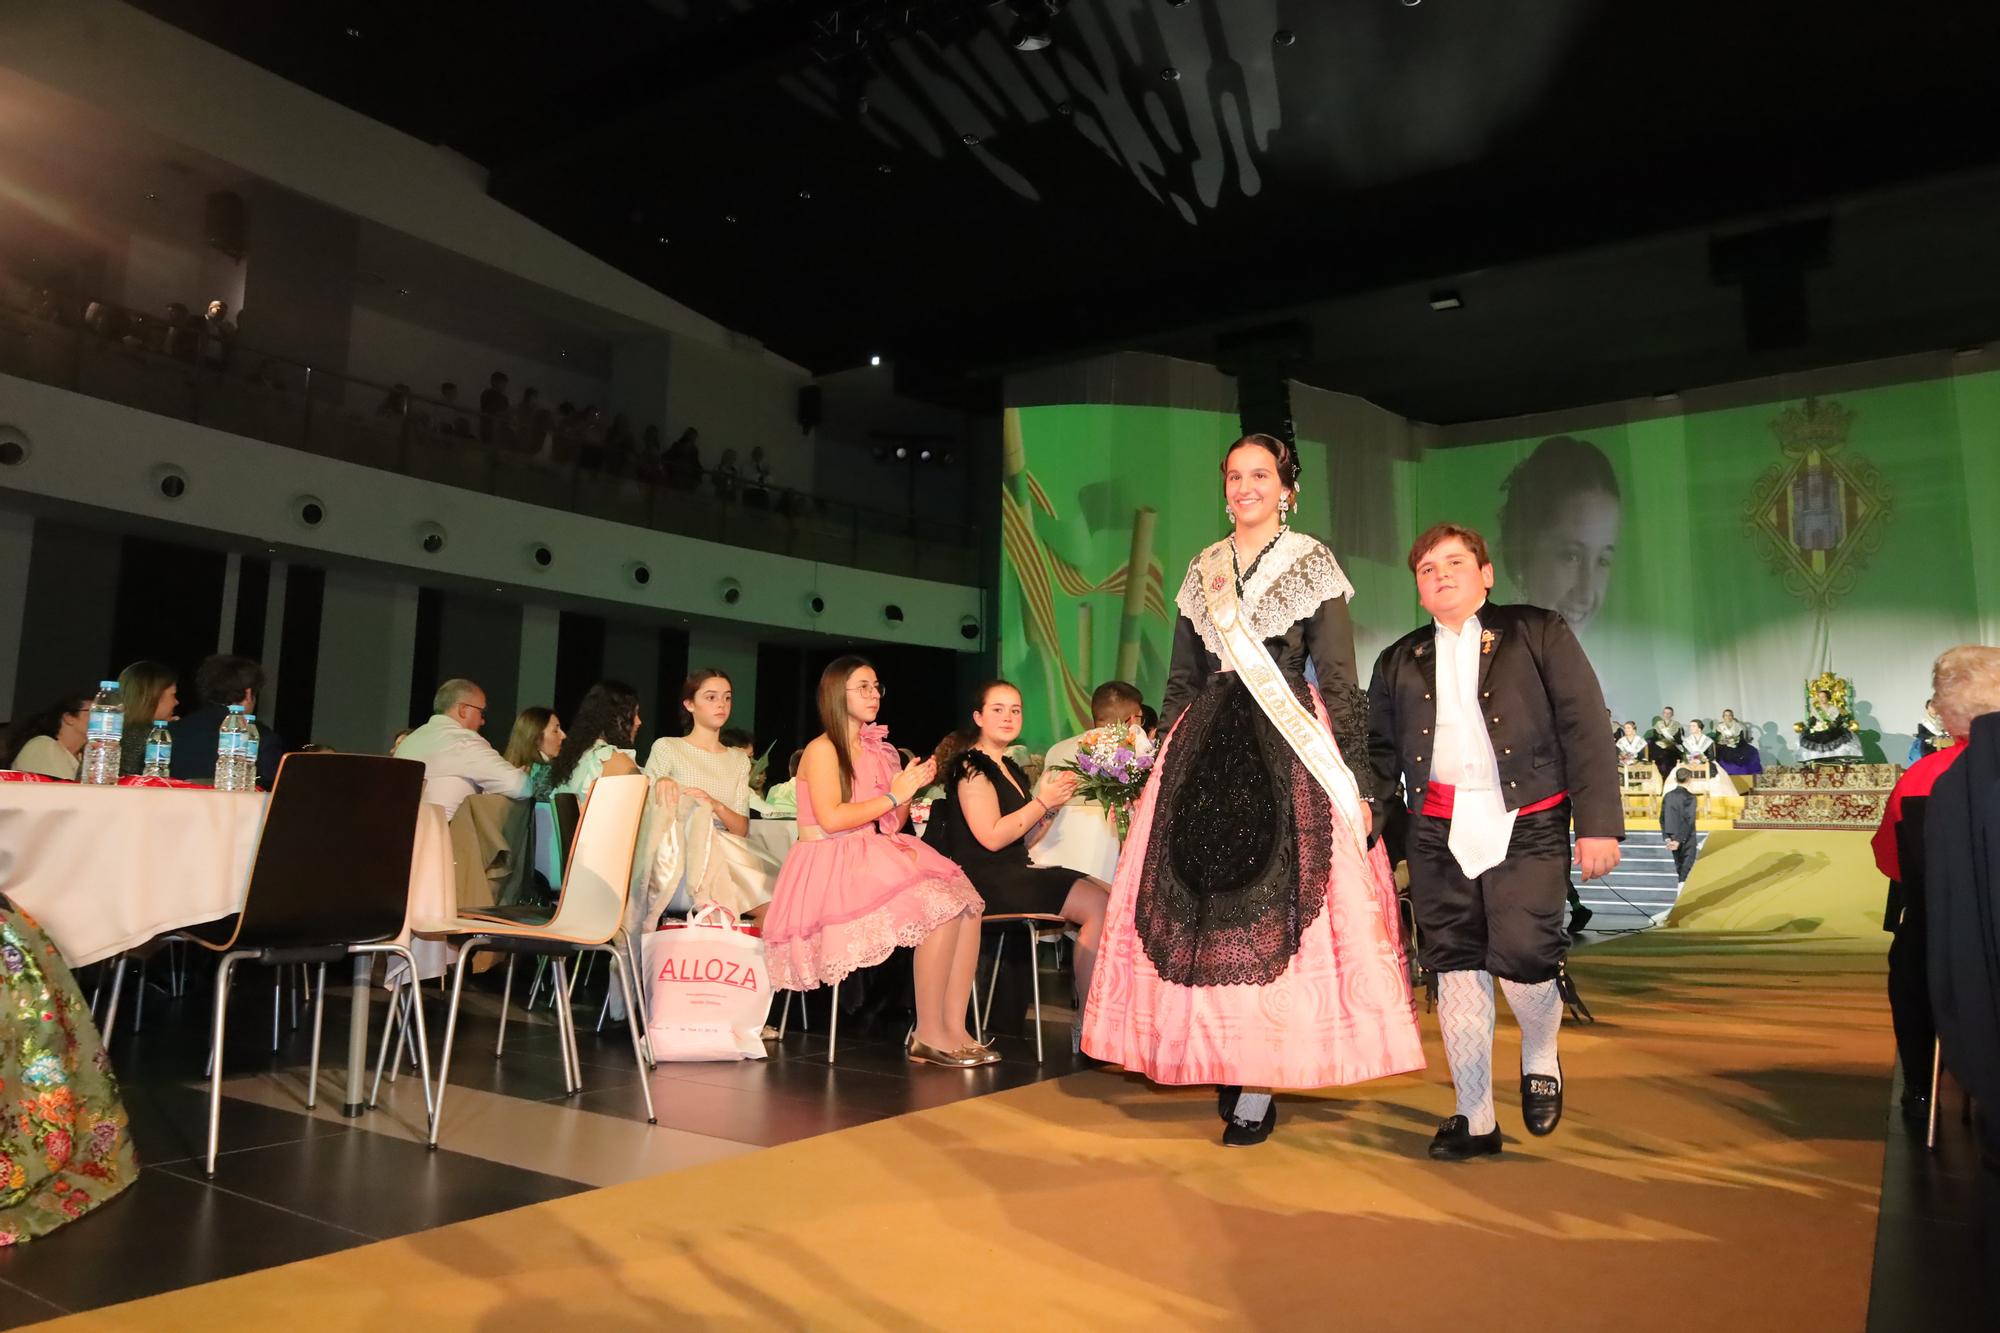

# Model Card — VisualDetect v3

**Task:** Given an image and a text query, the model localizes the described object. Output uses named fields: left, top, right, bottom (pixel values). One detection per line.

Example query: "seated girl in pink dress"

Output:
left=762, top=656, right=992, bottom=1067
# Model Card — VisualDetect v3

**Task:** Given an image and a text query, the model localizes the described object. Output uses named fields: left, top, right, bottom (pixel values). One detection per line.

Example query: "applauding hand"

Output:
left=1037, top=769, right=1080, bottom=810
left=889, top=756, right=935, bottom=806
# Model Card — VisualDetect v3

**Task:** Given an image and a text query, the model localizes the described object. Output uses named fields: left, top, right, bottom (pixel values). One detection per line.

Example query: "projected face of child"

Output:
left=1513, top=487, right=1620, bottom=633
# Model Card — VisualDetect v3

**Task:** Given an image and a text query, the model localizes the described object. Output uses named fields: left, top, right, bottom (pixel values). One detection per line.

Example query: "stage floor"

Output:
left=34, top=929, right=1901, bottom=1332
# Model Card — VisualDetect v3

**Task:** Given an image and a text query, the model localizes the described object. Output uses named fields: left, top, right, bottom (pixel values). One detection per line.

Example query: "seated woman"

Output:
left=1679, top=719, right=1745, bottom=813
left=643, top=669, right=778, bottom=919
left=4, top=695, right=89, bottom=780
left=1911, top=698, right=1952, bottom=764
left=115, top=660, right=179, bottom=777
left=1, top=897, right=139, bottom=1241
left=925, top=681, right=1110, bottom=1047
left=1615, top=719, right=1660, bottom=795
left=762, top=656, right=991, bottom=1067
left=1799, top=685, right=1865, bottom=764
left=502, top=706, right=565, bottom=798
left=550, top=681, right=658, bottom=800
left=1712, top=708, right=1763, bottom=776
left=1646, top=707, right=1685, bottom=781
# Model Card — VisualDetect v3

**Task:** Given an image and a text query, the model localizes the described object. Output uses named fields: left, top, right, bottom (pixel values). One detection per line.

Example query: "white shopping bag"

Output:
left=641, top=904, right=771, bottom=1061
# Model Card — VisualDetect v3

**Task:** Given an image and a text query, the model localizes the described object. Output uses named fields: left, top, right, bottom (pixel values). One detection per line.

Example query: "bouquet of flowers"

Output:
left=1055, top=721, right=1156, bottom=839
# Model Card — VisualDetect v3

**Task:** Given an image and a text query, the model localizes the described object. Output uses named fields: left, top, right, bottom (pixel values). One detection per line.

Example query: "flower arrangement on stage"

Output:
left=1794, top=670, right=1856, bottom=742
left=1056, top=721, right=1156, bottom=839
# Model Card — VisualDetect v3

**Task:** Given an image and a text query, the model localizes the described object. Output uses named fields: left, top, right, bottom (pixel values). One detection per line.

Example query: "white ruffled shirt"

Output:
left=1431, top=604, right=1515, bottom=879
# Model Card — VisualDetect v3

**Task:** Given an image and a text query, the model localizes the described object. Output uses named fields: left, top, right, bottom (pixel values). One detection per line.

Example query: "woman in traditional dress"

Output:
left=1679, top=719, right=1743, bottom=811
left=924, top=681, right=1110, bottom=1049
left=1799, top=686, right=1865, bottom=763
left=643, top=669, right=779, bottom=919
left=1082, top=433, right=1424, bottom=1147
left=1646, top=707, right=1685, bottom=781
left=762, top=657, right=991, bottom=1067
left=1, top=900, right=138, bottom=1242
left=1712, top=708, right=1762, bottom=776
left=1911, top=698, right=1952, bottom=764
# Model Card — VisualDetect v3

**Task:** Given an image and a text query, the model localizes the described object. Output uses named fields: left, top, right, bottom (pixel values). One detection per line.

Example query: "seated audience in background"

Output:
left=199, top=299, right=235, bottom=368
left=169, top=653, right=285, bottom=787
left=158, top=302, right=197, bottom=360
left=762, top=748, right=807, bottom=815
left=393, top=679, right=536, bottom=818
left=1923, top=657, right=2000, bottom=1318
left=436, top=381, right=473, bottom=437
left=115, top=659, right=180, bottom=776
left=479, top=371, right=510, bottom=443
left=502, top=706, right=565, bottom=798
left=4, top=694, right=89, bottom=779
left=1032, top=680, right=1143, bottom=884
left=926, top=680, right=1108, bottom=1042
left=645, top=669, right=777, bottom=917
left=1874, top=645, right=2000, bottom=1125
left=550, top=680, right=648, bottom=798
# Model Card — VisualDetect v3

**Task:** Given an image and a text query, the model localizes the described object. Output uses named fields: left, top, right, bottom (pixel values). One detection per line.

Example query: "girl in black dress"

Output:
left=928, top=681, right=1111, bottom=1016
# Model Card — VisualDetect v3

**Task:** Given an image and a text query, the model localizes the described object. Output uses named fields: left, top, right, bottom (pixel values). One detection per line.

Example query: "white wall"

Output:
left=665, top=337, right=814, bottom=491
left=0, top=372, right=985, bottom=650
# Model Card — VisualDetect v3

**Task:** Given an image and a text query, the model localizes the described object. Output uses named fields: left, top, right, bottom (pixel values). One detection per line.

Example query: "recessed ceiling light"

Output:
left=397, top=287, right=410, bottom=296
left=869, top=354, right=882, bottom=367
left=345, top=27, right=363, bottom=38
left=1428, top=291, right=1463, bottom=311
left=656, top=235, right=669, bottom=244
left=962, top=133, right=981, bottom=147
left=724, top=212, right=738, bottom=223
left=797, top=189, right=813, bottom=200
left=144, top=192, right=158, bottom=202
left=1161, top=67, right=1180, bottom=81
left=1274, top=30, right=1296, bottom=46
left=876, top=163, right=893, bottom=174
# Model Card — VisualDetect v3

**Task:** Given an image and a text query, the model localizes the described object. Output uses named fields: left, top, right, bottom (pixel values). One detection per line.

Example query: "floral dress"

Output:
left=1, top=899, right=138, bottom=1244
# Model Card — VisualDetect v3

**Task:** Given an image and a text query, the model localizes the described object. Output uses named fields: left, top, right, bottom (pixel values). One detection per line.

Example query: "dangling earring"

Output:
left=1224, top=499, right=1232, bottom=519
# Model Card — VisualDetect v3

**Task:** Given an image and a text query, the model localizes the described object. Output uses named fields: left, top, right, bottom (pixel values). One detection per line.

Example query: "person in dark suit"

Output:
left=169, top=653, right=285, bottom=788
left=1661, top=769, right=1699, bottom=887
left=1926, top=700, right=2000, bottom=1319
left=1367, top=522, right=1624, bottom=1161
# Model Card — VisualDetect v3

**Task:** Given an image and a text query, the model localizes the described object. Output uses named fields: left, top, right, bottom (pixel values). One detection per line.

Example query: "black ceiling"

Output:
left=131, top=1, right=2000, bottom=419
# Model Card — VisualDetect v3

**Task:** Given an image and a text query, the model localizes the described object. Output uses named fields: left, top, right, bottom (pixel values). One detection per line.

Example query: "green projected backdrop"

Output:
left=999, top=370, right=2000, bottom=759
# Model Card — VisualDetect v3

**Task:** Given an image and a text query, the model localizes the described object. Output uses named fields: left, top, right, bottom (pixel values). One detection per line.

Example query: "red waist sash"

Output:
left=1421, top=780, right=1567, bottom=819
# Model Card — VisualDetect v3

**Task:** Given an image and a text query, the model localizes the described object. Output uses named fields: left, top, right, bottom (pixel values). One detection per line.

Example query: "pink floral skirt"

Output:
left=763, top=830, right=983, bottom=991
left=1082, top=697, right=1426, bottom=1089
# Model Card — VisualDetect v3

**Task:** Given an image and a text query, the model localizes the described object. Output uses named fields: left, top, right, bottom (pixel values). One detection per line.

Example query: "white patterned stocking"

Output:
left=1436, top=969, right=1497, bottom=1135
left=1498, top=977, right=1562, bottom=1083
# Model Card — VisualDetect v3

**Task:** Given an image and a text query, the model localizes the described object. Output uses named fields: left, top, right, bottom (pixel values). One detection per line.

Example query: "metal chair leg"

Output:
left=980, top=933, right=1006, bottom=1037
left=1929, top=1036, right=1944, bottom=1151
left=777, top=989, right=792, bottom=1038
left=428, top=940, right=482, bottom=1148
left=550, top=958, right=581, bottom=1093
left=627, top=931, right=655, bottom=1066
left=305, top=962, right=328, bottom=1109
left=827, top=979, right=841, bottom=1065
left=526, top=955, right=549, bottom=1010
left=387, top=984, right=412, bottom=1084
left=1027, top=924, right=1045, bottom=1064
left=133, top=956, right=149, bottom=1033
left=495, top=955, right=517, bottom=1057
left=360, top=944, right=437, bottom=1121
left=206, top=951, right=249, bottom=1176
left=606, top=948, right=656, bottom=1124
left=100, top=955, right=130, bottom=1046
left=368, top=981, right=402, bottom=1109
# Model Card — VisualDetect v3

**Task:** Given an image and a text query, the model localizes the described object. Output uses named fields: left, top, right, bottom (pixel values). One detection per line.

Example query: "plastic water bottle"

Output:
left=215, top=705, right=251, bottom=791
left=244, top=713, right=261, bottom=789
left=143, top=720, right=173, bottom=778
left=80, top=679, right=123, bottom=785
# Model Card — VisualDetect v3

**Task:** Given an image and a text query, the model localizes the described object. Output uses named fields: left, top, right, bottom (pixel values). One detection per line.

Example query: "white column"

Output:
left=518, top=603, right=559, bottom=709
left=313, top=570, right=419, bottom=753
left=259, top=560, right=288, bottom=722
left=0, top=510, right=34, bottom=717
left=216, top=552, right=242, bottom=653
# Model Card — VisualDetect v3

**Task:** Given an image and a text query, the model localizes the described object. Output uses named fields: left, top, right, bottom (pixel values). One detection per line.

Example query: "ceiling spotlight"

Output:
left=345, top=27, right=363, bottom=38
left=1428, top=291, right=1463, bottom=311
left=1056, top=101, right=1073, bottom=117
left=962, top=132, right=981, bottom=147
left=656, top=235, right=669, bottom=245
left=1160, top=66, right=1180, bottom=81
left=1008, top=0, right=1064, bottom=52
left=876, top=162, right=893, bottom=174
left=1274, top=29, right=1296, bottom=46
left=797, top=188, right=813, bottom=200
left=397, top=287, right=410, bottom=296
left=918, top=448, right=933, bottom=462
left=895, top=446, right=909, bottom=460
left=724, top=212, right=738, bottom=223
left=1401, top=0, right=1423, bottom=7
left=869, top=354, right=882, bottom=367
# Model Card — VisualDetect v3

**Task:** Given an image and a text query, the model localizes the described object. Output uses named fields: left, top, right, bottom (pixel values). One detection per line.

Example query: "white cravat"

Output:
left=1431, top=607, right=1516, bottom=878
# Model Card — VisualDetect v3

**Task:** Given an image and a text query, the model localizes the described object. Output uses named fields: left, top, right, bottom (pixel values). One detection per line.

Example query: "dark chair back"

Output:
left=553, top=792, right=581, bottom=882
left=1894, top=795, right=1929, bottom=929
left=191, top=752, right=426, bottom=951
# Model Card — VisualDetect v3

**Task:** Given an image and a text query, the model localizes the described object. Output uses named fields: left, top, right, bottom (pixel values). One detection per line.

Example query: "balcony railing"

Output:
left=0, top=299, right=978, bottom=584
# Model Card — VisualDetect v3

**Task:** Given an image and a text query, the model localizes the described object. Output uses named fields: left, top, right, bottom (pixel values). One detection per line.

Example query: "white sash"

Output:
left=1196, top=542, right=1370, bottom=860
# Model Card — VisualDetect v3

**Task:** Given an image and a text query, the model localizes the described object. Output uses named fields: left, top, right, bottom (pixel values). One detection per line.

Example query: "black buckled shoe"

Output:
left=1217, top=1085, right=1243, bottom=1122
left=1222, top=1097, right=1278, bottom=1147
left=1521, top=1067, right=1563, bottom=1137
left=1427, top=1115, right=1503, bottom=1161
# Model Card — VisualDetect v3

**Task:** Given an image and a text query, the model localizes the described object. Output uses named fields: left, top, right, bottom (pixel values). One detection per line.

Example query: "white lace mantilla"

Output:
left=1175, top=530, right=1355, bottom=656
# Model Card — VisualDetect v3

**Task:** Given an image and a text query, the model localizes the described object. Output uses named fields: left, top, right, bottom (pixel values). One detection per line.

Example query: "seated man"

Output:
left=169, top=654, right=287, bottom=787
left=1031, top=679, right=1144, bottom=883
left=394, top=678, right=535, bottom=819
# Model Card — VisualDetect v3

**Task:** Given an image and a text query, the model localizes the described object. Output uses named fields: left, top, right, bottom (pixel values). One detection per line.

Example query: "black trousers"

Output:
left=1885, top=923, right=1935, bottom=1096
left=1408, top=804, right=1573, bottom=984
left=1669, top=837, right=1698, bottom=883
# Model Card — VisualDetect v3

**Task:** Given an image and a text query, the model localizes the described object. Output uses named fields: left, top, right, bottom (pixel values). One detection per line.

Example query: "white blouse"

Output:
left=553, top=739, right=635, bottom=797
left=643, top=736, right=751, bottom=817
left=10, top=735, right=80, bottom=780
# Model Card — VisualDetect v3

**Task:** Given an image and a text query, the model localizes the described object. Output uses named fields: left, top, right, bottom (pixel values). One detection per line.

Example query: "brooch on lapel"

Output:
left=1480, top=629, right=1496, bottom=655
left=1209, top=574, right=1227, bottom=592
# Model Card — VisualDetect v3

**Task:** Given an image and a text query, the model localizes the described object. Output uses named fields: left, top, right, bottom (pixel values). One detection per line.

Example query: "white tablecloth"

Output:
left=0, top=784, right=453, bottom=970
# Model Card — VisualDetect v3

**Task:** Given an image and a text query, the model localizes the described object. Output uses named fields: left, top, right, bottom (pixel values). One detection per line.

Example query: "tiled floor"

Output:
left=0, top=964, right=1090, bottom=1326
